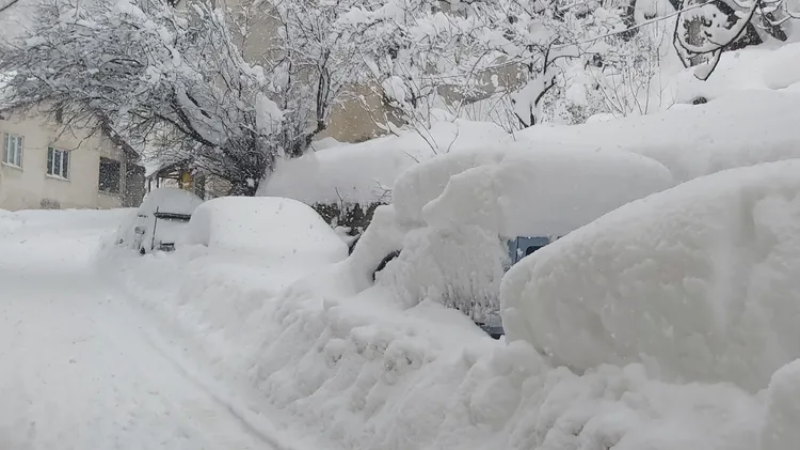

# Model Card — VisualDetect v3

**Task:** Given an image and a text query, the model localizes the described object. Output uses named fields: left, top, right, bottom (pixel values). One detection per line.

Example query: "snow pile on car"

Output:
left=138, top=186, right=204, bottom=217
left=375, top=146, right=673, bottom=316
left=183, top=196, right=347, bottom=264
left=502, top=160, right=800, bottom=392
left=394, top=146, right=674, bottom=237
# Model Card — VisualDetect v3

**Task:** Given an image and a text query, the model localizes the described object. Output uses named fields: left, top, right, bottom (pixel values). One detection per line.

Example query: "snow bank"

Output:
left=105, top=231, right=765, bottom=450
left=502, top=160, right=800, bottom=391
left=183, top=196, right=348, bottom=265
left=520, top=91, right=800, bottom=182
left=1, top=208, right=132, bottom=271
left=259, top=120, right=512, bottom=205
left=761, top=359, right=800, bottom=450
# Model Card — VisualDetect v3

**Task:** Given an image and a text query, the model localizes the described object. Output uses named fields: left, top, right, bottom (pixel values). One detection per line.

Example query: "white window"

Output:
left=47, top=147, right=70, bottom=179
left=3, top=134, right=23, bottom=167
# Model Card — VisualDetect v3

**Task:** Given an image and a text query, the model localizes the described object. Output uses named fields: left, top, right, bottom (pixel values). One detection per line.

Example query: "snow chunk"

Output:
left=501, top=160, right=800, bottom=391
left=255, top=93, right=282, bottom=136
left=183, top=196, right=347, bottom=265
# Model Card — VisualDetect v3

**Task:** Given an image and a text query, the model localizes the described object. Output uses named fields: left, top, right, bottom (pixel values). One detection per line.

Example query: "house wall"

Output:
left=0, top=111, right=131, bottom=211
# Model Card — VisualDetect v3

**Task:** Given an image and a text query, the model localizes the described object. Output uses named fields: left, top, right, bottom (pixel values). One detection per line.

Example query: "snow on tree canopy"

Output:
left=501, top=159, right=800, bottom=392
left=391, top=146, right=675, bottom=237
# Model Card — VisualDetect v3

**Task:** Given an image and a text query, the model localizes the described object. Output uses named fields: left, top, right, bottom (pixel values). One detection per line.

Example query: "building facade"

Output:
left=0, top=110, right=145, bottom=211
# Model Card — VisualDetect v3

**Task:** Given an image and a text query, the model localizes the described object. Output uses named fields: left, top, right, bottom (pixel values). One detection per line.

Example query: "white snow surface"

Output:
left=0, top=208, right=299, bottom=450
left=99, top=201, right=773, bottom=450
left=502, top=160, right=800, bottom=392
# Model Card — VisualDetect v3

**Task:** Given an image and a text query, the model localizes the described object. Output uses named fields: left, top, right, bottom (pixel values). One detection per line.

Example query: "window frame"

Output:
left=98, top=156, right=121, bottom=194
left=2, top=133, right=23, bottom=168
left=47, top=147, right=70, bottom=180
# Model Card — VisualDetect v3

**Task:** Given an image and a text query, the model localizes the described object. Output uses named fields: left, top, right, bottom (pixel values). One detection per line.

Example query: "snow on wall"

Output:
left=259, top=120, right=512, bottom=205
left=501, top=160, right=800, bottom=391
left=520, top=91, right=800, bottom=182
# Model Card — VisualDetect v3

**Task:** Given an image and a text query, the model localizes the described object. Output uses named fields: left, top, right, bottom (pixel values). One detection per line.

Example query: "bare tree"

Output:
left=674, top=0, right=796, bottom=80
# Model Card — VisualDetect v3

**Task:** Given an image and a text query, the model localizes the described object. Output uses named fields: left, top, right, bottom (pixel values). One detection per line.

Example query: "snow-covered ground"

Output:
left=0, top=209, right=308, bottom=450
left=3, top=177, right=800, bottom=450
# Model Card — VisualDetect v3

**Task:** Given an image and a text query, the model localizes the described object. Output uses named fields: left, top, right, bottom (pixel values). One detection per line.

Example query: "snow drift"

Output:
left=103, top=207, right=765, bottom=450
left=502, top=159, right=800, bottom=391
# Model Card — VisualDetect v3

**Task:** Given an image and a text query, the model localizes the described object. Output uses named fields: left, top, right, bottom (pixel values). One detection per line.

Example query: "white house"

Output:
left=0, top=109, right=145, bottom=211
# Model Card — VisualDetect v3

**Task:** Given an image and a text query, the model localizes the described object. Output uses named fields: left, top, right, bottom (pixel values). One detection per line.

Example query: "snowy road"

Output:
left=0, top=211, right=274, bottom=450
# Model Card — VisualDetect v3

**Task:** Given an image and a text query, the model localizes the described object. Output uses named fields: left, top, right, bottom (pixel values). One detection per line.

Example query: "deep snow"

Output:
left=0, top=209, right=306, bottom=450
left=99, top=192, right=799, bottom=450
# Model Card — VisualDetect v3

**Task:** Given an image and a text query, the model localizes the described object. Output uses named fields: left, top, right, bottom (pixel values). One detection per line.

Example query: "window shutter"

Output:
left=2, top=134, right=8, bottom=163
left=62, top=151, right=69, bottom=178
left=17, top=136, right=23, bottom=167
left=47, top=147, right=54, bottom=175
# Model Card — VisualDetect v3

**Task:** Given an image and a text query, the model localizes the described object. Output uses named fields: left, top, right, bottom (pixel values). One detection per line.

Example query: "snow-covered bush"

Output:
left=502, top=159, right=800, bottom=391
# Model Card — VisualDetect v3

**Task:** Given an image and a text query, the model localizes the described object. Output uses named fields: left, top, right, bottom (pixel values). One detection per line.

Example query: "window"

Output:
left=98, top=157, right=121, bottom=193
left=3, top=134, right=23, bottom=167
left=47, top=147, right=70, bottom=179
left=525, top=245, right=544, bottom=256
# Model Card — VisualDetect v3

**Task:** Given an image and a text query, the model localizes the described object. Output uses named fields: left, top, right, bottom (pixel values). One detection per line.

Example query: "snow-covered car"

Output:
left=348, top=146, right=676, bottom=338
left=123, top=187, right=204, bottom=254
left=181, top=196, right=348, bottom=268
